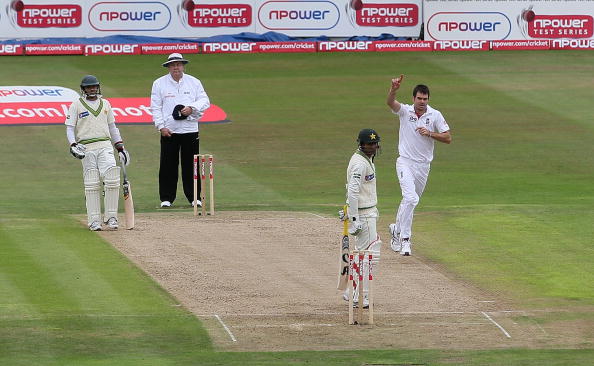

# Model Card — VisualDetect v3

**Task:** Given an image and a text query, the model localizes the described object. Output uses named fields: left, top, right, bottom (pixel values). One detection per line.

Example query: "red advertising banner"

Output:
left=433, top=40, right=490, bottom=51
left=318, top=41, right=375, bottom=52
left=84, top=44, right=141, bottom=56
left=188, top=4, right=252, bottom=27
left=255, top=41, right=317, bottom=53
left=17, top=4, right=82, bottom=28
left=374, top=40, right=433, bottom=51
left=25, top=44, right=84, bottom=55
left=0, top=44, right=24, bottom=55
left=529, top=15, right=593, bottom=38
left=550, top=38, right=594, bottom=49
left=0, top=98, right=229, bottom=126
left=201, top=42, right=258, bottom=53
left=356, top=3, right=419, bottom=27
left=140, top=43, right=200, bottom=54
left=490, top=40, right=550, bottom=50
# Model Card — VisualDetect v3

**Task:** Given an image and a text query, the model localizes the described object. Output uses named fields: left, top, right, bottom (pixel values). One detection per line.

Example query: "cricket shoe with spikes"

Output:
left=389, top=223, right=401, bottom=252
left=400, top=238, right=412, bottom=256
left=106, top=217, right=118, bottom=230
left=342, top=289, right=349, bottom=302
left=89, top=221, right=102, bottom=231
left=191, top=199, right=202, bottom=207
left=343, top=289, right=362, bottom=308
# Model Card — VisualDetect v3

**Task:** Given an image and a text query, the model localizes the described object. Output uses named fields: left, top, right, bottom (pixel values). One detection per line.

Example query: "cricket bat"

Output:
left=120, top=163, right=135, bottom=230
left=337, top=205, right=350, bottom=290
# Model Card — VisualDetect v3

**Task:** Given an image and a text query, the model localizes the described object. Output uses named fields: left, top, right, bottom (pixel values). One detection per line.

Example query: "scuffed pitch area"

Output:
left=99, top=211, right=585, bottom=351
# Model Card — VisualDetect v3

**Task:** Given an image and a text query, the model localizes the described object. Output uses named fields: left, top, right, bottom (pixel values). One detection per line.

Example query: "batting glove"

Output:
left=348, top=217, right=362, bottom=236
left=114, top=142, right=131, bottom=166
left=338, top=209, right=347, bottom=221
left=69, top=143, right=86, bottom=159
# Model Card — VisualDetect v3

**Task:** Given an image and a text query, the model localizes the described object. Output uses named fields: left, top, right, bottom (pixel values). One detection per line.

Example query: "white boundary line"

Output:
left=214, top=314, right=237, bottom=342
left=481, top=311, right=511, bottom=338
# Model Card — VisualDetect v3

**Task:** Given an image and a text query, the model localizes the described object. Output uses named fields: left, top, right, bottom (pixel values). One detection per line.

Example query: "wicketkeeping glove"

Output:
left=69, top=143, right=86, bottom=159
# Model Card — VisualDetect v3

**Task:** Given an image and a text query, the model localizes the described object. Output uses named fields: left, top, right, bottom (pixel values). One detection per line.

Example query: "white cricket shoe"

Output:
left=89, top=221, right=102, bottom=231
left=363, top=294, right=370, bottom=309
left=160, top=201, right=171, bottom=208
left=389, top=223, right=401, bottom=252
left=191, top=199, right=202, bottom=207
left=343, top=289, right=361, bottom=307
left=400, top=239, right=412, bottom=256
left=106, top=217, right=118, bottom=230
left=342, top=289, right=349, bottom=302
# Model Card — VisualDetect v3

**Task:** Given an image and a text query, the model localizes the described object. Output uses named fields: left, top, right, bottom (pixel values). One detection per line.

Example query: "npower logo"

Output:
left=17, top=4, right=82, bottom=28
left=202, top=42, right=257, bottom=53
left=188, top=4, right=252, bottom=27
left=258, top=1, right=339, bottom=30
left=357, top=3, right=418, bottom=27
left=529, top=15, right=593, bottom=38
left=427, top=12, right=511, bottom=40
left=89, top=2, right=171, bottom=31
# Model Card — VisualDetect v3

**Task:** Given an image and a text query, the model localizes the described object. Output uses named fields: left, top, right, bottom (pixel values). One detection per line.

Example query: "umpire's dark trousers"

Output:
left=159, top=132, right=199, bottom=204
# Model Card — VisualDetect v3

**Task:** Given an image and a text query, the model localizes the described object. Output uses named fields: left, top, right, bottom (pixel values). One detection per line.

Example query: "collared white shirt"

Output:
left=65, top=97, right=115, bottom=150
left=393, top=104, right=450, bottom=163
left=150, top=73, right=210, bottom=134
left=346, top=150, right=377, bottom=214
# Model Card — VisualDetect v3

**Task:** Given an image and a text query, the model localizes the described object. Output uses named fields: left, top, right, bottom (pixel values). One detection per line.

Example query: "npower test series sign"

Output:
left=424, top=0, right=594, bottom=41
left=256, top=0, right=421, bottom=36
left=1, top=0, right=422, bottom=39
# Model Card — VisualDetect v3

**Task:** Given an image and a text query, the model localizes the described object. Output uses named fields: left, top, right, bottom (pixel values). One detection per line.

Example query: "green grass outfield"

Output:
left=1, top=51, right=593, bottom=365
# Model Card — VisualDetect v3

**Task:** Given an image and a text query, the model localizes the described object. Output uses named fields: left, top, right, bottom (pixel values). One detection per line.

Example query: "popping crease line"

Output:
left=215, top=314, right=237, bottom=342
left=196, top=310, right=474, bottom=317
left=481, top=311, right=511, bottom=338
left=230, top=321, right=491, bottom=329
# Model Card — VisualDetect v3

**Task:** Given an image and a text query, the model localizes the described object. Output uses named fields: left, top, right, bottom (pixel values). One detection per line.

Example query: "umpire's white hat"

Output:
left=162, top=53, right=189, bottom=67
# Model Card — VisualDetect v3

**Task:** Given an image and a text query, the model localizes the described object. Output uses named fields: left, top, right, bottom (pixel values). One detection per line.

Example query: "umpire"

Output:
left=150, top=53, right=210, bottom=208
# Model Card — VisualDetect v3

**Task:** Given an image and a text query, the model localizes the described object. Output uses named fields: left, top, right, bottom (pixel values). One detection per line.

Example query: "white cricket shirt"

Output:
left=150, top=73, right=210, bottom=133
left=346, top=150, right=377, bottom=214
left=394, top=104, right=450, bottom=163
left=65, top=97, right=115, bottom=150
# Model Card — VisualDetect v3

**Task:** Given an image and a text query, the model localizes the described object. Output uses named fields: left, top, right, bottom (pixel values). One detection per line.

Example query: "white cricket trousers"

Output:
left=395, top=156, right=430, bottom=240
left=81, top=148, right=119, bottom=225
left=354, top=207, right=381, bottom=262
left=352, top=207, right=381, bottom=298
left=81, top=147, right=117, bottom=177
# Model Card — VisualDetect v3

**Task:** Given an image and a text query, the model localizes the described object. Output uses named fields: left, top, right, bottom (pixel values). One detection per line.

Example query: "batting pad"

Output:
left=83, top=168, right=101, bottom=225
left=103, top=166, right=120, bottom=222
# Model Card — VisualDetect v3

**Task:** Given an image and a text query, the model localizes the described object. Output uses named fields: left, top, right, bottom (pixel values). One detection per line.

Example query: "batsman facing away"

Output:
left=339, top=129, right=382, bottom=308
left=65, top=75, right=131, bottom=231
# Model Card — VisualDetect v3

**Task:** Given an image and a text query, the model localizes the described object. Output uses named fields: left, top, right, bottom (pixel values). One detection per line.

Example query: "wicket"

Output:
left=193, top=154, right=215, bottom=216
left=348, top=250, right=374, bottom=325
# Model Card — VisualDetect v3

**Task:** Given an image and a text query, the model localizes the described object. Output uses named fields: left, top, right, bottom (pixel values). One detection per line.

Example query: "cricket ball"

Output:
left=522, top=9, right=535, bottom=22
left=11, top=0, right=24, bottom=12
left=182, top=0, right=195, bottom=12
left=350, top=0, right=363, bottom=11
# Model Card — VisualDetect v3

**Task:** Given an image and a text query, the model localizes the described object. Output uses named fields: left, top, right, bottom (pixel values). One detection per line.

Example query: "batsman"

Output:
left=340, top=129, right=382, bottom=308
left=65, top=75, right=130, bottom=231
